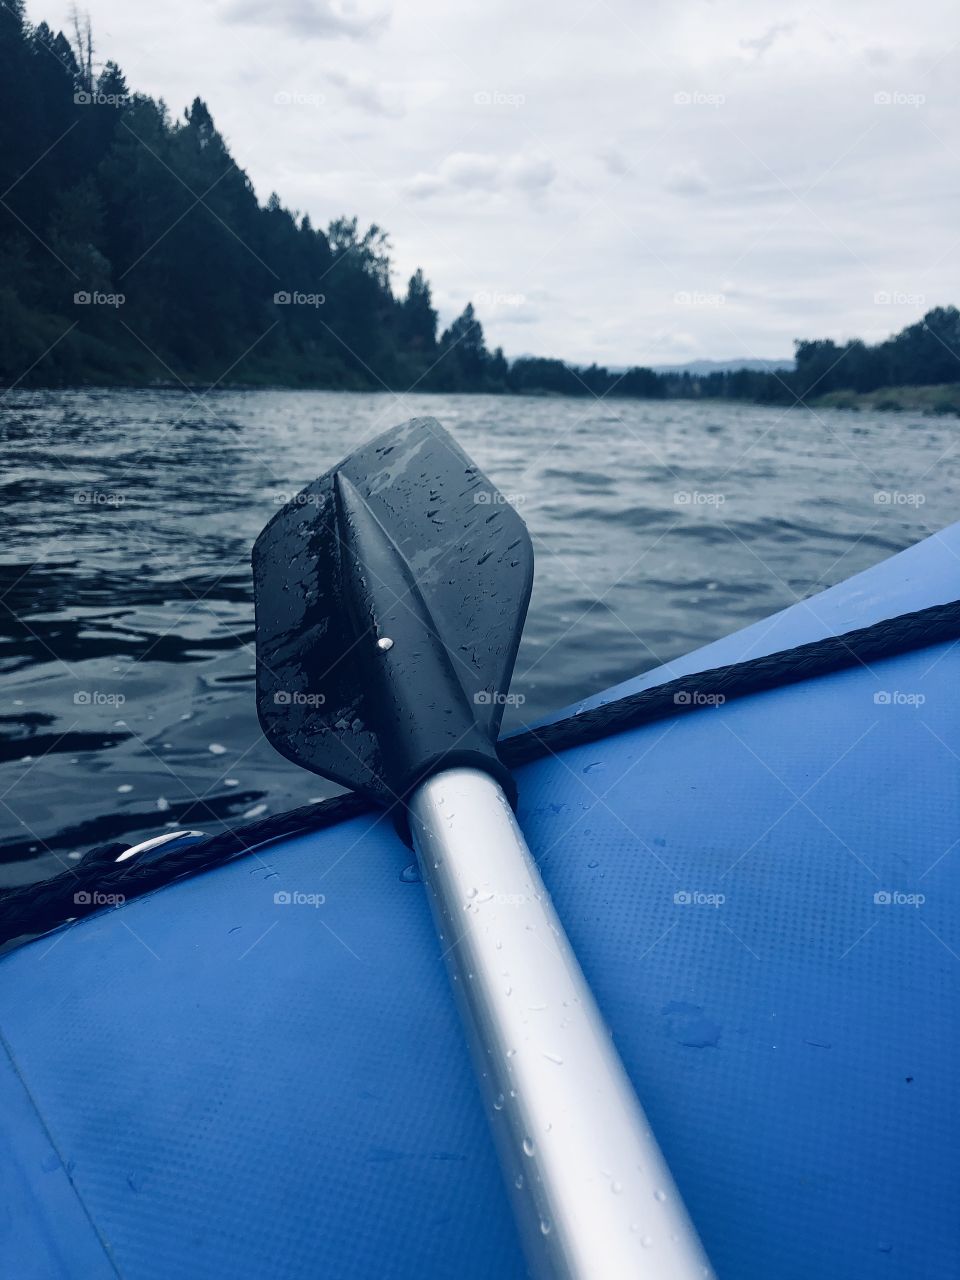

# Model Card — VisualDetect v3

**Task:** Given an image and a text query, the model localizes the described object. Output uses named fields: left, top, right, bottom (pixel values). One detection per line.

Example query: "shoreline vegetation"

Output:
left=814, top=383, right=960, bottom=415
left=2, top=5, right=959, bottom=414
left=9, top=380, right=960, bottom=419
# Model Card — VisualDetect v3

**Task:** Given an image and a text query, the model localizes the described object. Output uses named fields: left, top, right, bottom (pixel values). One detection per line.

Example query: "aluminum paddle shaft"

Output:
left=409, top=767, right=713, bottom=1280
left=254, top=420, right=712, bottom=1275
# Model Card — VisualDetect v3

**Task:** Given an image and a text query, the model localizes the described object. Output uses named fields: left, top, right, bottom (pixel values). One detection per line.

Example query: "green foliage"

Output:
left=399, top=269, right=436, bottom=353
left=0, top=10, right=450, bottom=389
left=817, top=383, right=960, bottom=415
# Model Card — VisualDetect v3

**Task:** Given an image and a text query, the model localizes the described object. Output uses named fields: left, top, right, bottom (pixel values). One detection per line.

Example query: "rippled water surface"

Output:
left=1, top=389, right=954, bottom=882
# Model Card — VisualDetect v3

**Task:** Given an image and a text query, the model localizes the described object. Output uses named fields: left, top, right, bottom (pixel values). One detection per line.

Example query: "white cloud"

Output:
left=505, top=154, right=556, bottom=191
left=441, top=152, right=502, bottom=188
left=46, top=0, right=960, bottom=363
left=600, top=147, right=631, bottom=178
left=403, top=173, right=445, bottom=200
left=323, top=69, right=404, bottom=117
left=663, top=160, right=709, bottom=196
left=222, top=0, right=388, bottom=40
left=739, top=22, right=795, bottom=59
left=402, top=151, right=555, bottom=199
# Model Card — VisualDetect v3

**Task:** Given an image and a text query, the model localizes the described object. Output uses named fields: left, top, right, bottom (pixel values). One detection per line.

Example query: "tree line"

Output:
left=0, top=4, right=506, bottom=391
left=2, top=4, right=958, bottom=403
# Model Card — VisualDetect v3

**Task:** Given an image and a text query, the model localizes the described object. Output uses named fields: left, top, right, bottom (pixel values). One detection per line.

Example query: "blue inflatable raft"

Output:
left=1, top=522, right=957, bottom=1279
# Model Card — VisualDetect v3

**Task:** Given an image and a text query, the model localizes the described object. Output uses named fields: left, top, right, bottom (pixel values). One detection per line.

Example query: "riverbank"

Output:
left=815, top=383, right=960, bottom=415
left=6, top=376, right=960, bottom=415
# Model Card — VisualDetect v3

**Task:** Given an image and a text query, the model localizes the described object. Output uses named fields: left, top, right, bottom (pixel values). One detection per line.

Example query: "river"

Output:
left=0, top=388, right=953, bottom=881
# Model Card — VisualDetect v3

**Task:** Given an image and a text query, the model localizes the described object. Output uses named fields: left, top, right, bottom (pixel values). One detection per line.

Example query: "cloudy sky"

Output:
left=32, top=0, right=960, bottom=365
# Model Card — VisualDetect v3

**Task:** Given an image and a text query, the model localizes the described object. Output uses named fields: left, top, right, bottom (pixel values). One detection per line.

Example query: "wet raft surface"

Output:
left=1, top=526, right=958, bottom=1279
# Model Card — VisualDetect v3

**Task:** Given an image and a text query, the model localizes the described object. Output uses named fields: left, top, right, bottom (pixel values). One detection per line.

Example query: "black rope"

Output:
left=505, top=596, right=960, bottom=764
left=2, top=597, right=957, bottom=947
left=0, top=794, right=370, bottom=948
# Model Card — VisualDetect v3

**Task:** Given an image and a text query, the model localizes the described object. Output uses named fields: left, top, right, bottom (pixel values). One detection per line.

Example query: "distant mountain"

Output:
left=650, top=358, right=794, bottom=375
left=509, top=356, right=794, bottom=375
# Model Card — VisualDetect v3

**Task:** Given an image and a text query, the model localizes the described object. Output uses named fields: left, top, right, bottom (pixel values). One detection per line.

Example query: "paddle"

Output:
left=253, top=418, right=712, bottom=1280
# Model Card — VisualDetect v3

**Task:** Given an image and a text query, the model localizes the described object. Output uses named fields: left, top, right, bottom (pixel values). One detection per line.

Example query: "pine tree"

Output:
left=440, top=302, right=488, bottom=387
left=400, top=269, right=437, bottom=352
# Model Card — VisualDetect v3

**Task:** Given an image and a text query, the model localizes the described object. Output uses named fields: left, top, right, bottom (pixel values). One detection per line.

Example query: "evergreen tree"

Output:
left=399, top=269, right=437, bottom=352
left=439, top=303, right=488, bottom=388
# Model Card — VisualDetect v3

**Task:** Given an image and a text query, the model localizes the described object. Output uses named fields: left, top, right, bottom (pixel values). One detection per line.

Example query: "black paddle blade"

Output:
left=252, top=418, right=534, bottom=809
